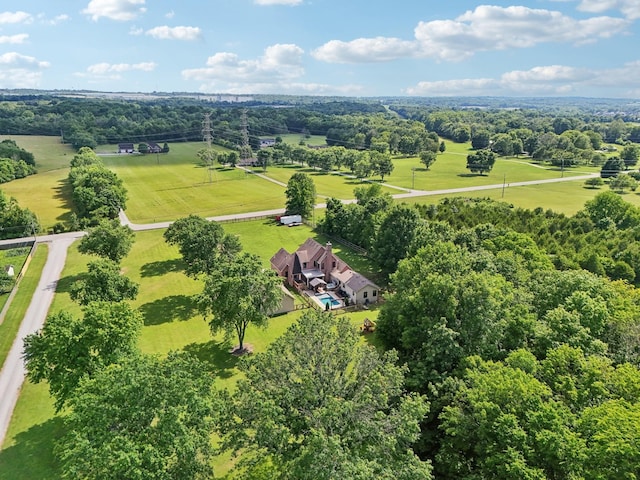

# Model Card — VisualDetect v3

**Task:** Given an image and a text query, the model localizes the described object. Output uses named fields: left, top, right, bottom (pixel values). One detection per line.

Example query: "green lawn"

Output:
left=0, top=220, right=380, bottom=478
left=403, top=178, right=640, bottom=216
left=102, top=147, right=288, bottom=223
left=264, top=133, right=327, bottom=147
left=0, top=245, right=48, bottom=369
left=0, top=136, right=75, bottom=231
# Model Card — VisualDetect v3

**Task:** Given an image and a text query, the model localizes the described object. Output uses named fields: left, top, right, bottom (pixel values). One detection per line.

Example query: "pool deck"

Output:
left=304, top=290, right=344, bottom=310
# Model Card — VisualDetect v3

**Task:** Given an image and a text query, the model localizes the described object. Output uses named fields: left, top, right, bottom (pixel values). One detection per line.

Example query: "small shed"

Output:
left=5, top=265, right=14, bottom=277
left=273, top=284, right=296, bottom=315
left=118, top=143, right=134, bottom=154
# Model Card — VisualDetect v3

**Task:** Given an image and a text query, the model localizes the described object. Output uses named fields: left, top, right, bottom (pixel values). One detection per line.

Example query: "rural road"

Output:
left=0, top=169, right=598, bottom=447
left=0, top=234, right=81, bottom=446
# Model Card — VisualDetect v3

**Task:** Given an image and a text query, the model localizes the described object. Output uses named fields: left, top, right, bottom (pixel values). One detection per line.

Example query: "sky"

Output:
left=1, top=0, right=640, bottom=98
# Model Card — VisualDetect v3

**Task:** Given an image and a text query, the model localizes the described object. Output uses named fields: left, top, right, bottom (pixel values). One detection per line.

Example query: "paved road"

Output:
left=0, top=169, right=598, bottom=446
left=0, top=235, right=80, bottom=446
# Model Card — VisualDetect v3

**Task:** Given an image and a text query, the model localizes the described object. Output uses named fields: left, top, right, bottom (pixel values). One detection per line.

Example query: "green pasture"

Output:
left=0, top=220, right=380, bottom=478
left=0, top=136, right=74, bottom=231
left=0, top=245, right=47, bottom=369
left=402, top=177, right=640, bottom=216
left=102, top=149, right=287, bottom=223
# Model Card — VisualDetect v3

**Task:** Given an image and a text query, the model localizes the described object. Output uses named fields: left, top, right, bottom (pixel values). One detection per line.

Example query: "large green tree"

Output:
left=371, top=204, right=421, bottom=277
left=77, top=218, right=134, bottom=263
left=219, top=310, right=432, bottom=479
left=23, top=301, right=142, bottom=411
left=164, top=215, right=241, bottom=277
left=284, top=172, right=316, bottom=219
left=57, top=352, right=217, bottom=480
left=70, top=258, right=139, bottom=305
left=466, top=149, right=496, bottom=175
left=199, top=252, right=282, bottom=353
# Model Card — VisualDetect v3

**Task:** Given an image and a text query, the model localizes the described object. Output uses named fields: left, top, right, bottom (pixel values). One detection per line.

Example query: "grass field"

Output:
left=0, top=220, right=381, bottom=478
left=263, top=133, right=327, bottom=146
left=0, top=136, right=75, bottom=230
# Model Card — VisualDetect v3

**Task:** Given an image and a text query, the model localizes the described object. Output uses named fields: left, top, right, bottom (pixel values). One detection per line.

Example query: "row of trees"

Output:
left=0, top=189, right=38, bottom=239
left=67, top=147, right=127, bottom=225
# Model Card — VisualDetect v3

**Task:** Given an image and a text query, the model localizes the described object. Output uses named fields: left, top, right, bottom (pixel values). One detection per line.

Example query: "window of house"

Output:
left=303, top=262, right=307, bottom=268
left=373, top=290, right=377, bottom=297
left=363, top=291, right=368, bottom=298
left=332, top=261, right=336, bottom=268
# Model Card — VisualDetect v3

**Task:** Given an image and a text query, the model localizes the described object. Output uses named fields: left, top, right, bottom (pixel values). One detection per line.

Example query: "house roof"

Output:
left=332, top=269, right=377, bottom=293
left=270, top=248, right=292, bottom=274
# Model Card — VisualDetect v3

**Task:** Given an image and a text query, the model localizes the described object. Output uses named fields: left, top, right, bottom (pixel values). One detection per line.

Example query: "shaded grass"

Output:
left=0, top=244, right=48, bottom=369
left=265, top=133, right=326, bottom=146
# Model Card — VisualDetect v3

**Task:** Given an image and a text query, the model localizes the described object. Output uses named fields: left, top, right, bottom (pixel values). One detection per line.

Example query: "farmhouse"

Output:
left=260, top=138, right=276, bottom=148
left=118, top=143, right=135, bottom=154
left=147, top=142, right=162, bottom=153
left=270, top=238, right=379, bottom=306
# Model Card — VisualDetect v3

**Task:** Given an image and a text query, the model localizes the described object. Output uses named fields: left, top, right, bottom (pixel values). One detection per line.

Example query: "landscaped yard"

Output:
left=0, top=220, right=381, bottom=478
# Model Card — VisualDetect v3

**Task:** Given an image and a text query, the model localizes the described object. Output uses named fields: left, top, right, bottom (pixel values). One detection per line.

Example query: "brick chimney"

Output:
left=324, top=242, right=333, bottom=279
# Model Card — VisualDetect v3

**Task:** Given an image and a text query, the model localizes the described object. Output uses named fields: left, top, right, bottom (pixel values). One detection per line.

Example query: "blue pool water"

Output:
left=316, top=293, right=341, bottom=307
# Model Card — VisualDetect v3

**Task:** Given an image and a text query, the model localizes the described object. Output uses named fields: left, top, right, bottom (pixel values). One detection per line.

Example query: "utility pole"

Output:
left=202, top=112, right=213, bottom=183
left=412, top=167, right=416, bottom=189
left=240, top=108, right=251, bottom=164
left=502, top=173, right=506, bottom=198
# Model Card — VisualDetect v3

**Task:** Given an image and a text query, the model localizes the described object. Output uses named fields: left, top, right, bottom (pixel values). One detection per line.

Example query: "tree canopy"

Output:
left=23, top=301, right=142, bottom=411
left=219, top=310, right=432, bottom=479
left=284, top=172, right=316, bottom=219
left=164, top=215, right=241, bottom=277
left=77, top=218, right=134, bottom=263
left=57, top=352, right=217, bottom=480
left=70, top=258, right=139, bottom=305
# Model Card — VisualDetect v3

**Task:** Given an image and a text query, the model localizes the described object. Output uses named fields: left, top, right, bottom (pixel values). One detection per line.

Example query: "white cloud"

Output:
left=183, top=44, right=304, bottom=84
left=0, top=11, right=32, bottom=24
left=145, top=26, right=201, bottom=41
left=313, top=5, right=629, bottom=63
left=129, top=26, right=143, bottom=35
left=312, top=37, right=416, bottom=63
left=405, top=62, right=640, bottom=97
left=254, top=0, right=303, bottom=5
left=165, top=10, right=175, bottom=19
left=47, top=14, right=71, bottom=25
left=82, top=0, right=146, bottom=21
left=577, top=0, right=640, bottom=20
left=86, top=62, right=156, bottom=75
left=0, top=34, right=28, bottom=44
left=0, top=52, right=49, bottom=88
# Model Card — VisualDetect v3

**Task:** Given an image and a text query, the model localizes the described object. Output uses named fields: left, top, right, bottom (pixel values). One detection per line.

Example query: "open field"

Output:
left=0, top=221, right=381, bottom=478
left=0, top=136, right=75, bottom=230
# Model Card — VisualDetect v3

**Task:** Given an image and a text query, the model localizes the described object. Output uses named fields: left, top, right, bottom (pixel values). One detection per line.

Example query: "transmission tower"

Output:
left=239, top=108, right=252, bottom=161
left=202, top=112, right=213, bottom=182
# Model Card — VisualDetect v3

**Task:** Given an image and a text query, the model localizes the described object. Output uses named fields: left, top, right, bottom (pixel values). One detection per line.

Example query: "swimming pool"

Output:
left=316, top=293, right=341, bottom=307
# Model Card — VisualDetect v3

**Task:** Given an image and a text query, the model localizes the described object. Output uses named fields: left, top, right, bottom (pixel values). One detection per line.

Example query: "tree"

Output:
left=620, top=144, right=640, bottom=169
left=420, top=150, right=437, bottom=170
left=161, top=142, right=170, bottom=153
left=371, top=204, right=421, bottom=276
left=57, top=352, right=216, bottom=480
left=77, top=218, right=134, bottom=263
left=23, top=301, right=142, bottom=411
left=0, top=190, right=39, bottom=239
left=219, top=310, right=432, bottom=479
left=199, top=253, right=282, bottom=353
left=600, top=156, right=625, bottom=178
left=439, top=141, right=446, bottom=153
left=471, top=130, right=491, bottom=149
left=70, top=147, right=102, bottom=168
left=138, top=142, right=149, bottom=154
left=584, top=177, right=604, bottom=189
left=164, top=215, right=241, bottom=277
left=256, top=148, right=272, bottom=171
left=70, top=258, right=139, bottom=305
left=584, top=191, right=640, bottom=229
left=284, top=172, right=316, bottom=219
left=609, top=174, right=638, bottom=193
left=353, top=156, right=373, bottom=180
left=371, top=151, right=394, bottom=180
left=466, top=149, right=496, bottom=175
left=197, top=148, right=217, bottom=169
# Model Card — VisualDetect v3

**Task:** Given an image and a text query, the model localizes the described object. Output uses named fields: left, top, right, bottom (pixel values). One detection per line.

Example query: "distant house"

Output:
left=118, top=143, right=134, bottom=154
left=147, top=142, right=162, bottom=153
left=270, top=238, right=379, bottom=306
left=260, top=138, right=276, bottom=148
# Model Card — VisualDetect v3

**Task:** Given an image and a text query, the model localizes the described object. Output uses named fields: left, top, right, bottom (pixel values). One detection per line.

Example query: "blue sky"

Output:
left=1, top=0, right=639, bottom=97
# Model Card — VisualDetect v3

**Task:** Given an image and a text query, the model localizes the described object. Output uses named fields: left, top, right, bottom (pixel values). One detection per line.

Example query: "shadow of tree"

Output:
left=0, top=417, right=65, bottom=480
left=54, top=273, right=85, bottom=294
left=138, top=294, right=199, bottom=325
left=457, top=173, right=486, bottom=177
left=183, top=340, right=239, bottom=379
left=52, top=179, right=75, bottom=223
left=140, top=258, right=185, bottom=278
